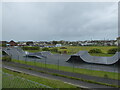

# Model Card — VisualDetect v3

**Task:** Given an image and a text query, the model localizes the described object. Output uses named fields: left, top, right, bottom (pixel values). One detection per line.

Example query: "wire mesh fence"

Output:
left=2, top=72, right=51, bottom=88
left=3, top=47, right=119, bottom=80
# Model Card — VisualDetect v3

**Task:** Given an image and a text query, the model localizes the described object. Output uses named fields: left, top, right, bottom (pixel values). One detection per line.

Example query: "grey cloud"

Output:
left=2, top=2, right=118, bottom=41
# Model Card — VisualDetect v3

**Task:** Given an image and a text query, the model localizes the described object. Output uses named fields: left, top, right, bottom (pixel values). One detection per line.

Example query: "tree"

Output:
left=42, top=47, right=50, bottom=51
left=52, top=41, right=58, bottom=45
left=2, top=43, right=6, bottom=47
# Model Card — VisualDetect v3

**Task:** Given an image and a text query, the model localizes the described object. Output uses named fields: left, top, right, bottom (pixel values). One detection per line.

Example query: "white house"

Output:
left=55, top=44, right=62, bottom=47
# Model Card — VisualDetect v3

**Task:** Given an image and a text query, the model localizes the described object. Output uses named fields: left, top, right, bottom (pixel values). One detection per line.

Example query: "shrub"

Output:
left=2, top=56, right=11, bottom=62
left=50, top=48, right=58, bottom=52
left=60, top=47, right=67, bottom=49
left=58, top=49, right=69, bottom=54
left=42, top=47, right=50, bottom=51
left=22, top=46, right=39, bottom=50
left=63, top=50, right=67, bottom=54
left=107, top=48, right=120, bottom=54
left=88, top=48, right=102, bottom=53
left=2, top=44, right=6, bottom=47
left=104, top=74, right=108, bottom=78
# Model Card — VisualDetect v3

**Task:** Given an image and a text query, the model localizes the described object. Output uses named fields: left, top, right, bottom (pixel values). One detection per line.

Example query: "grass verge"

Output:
left=11, top=59, right=120, bottom=80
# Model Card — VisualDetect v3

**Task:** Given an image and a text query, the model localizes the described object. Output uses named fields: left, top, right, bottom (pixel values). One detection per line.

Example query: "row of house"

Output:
left=0, top=40, right=62, bottom=47
left=1, top=37, right=120, bottom=47
left=1, top=40, right=17, bottom=46
left=79, top=40, right=117, bottom=46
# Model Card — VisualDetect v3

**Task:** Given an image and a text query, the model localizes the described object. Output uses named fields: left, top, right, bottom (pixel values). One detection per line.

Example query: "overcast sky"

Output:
left=2, top=2, right=118, bottom=41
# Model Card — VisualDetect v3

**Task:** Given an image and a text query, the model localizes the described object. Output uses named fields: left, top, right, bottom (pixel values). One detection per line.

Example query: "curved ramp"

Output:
left=67, top=51, right=120, bottom=65
left=2, top=48, right=11, bottom=56
left=15, top=47, right=25, bottom=54
left=26, top=52, right=47, bottom=59
left=41, top=51, right=52, bottom=56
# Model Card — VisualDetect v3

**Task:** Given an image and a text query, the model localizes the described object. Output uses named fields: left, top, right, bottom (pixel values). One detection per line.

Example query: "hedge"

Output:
left=22, top=46, right=39, bottom=50
left=88, top=48, right=102, bottom=53
left=42, top=47, right=50, bottom=51
left=107, top=48, right=120, bottom=54
left=50, top=48, right=58, bottom=52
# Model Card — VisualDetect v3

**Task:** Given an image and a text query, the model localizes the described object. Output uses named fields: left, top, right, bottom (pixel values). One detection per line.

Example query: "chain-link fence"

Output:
left=4, top=47, right=119, bottom=79
left=2, top=72, right=51, bottom=88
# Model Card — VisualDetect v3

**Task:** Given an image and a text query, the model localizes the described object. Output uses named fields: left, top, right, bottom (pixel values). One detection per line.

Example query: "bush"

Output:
left=63, top=50, right=67, bottom=54
left=88, top=48, right=102, bottom=53
left=2, top=56, right=11, bottom=62
left=42, top=47, right=50, bottom=51
left=2, top=44, right=6, bottom=47
left=107, top=48, right=120, bottom=54
left=58, top=49, right=69, bottom=54
left=50, top=48, right=58, bottom=52
left=22, top=46, right=39, bottom=50
left=104, top=74, right=108, bottom=78
left=60, top=47, right=67, bottom=49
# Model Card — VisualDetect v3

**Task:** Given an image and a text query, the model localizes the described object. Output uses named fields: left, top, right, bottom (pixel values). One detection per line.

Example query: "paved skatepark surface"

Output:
left=2, top=47, right=119, bottom=72
left=67, top=51, right=120, bottom=65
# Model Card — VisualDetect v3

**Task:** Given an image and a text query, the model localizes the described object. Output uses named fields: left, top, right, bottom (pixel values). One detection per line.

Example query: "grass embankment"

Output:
left=12, top=59, right=119, bottom=80
left=3, top=68, right=77, bottom=88
left=24, top=46, right=116, bottom=56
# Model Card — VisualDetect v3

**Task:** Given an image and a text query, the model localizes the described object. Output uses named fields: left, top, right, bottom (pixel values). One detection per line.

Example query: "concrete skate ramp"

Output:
left=26, top=51, right=51, bottom=58
left=41, top=51, right=52, bottom=56
left=67, top=51, right=120, bottom=65
left=2, top=48, right=11, bottom=56
left=26, top=52, right=47, bottom=59
left=15, top=47, right=25, bottom=54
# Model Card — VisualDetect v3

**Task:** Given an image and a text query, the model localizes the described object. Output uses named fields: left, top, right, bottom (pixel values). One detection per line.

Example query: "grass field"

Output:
left=65, top=46, right=117, bottom=53
left=24, top=46, right=116, bottom=56
left=3, top=68, right=77, bottom=88
left=12, top=59, right=119, bottom=80
left=90, top=53, right=114, bottom=57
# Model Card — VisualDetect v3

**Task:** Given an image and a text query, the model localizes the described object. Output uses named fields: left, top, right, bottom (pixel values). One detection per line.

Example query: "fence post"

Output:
left=25, top=56, right=27, bottom=65
left=73, top=60, right=74, bottom=72
left=114, top=64, right=116, bottom=79
left=34, top=58, right=36, bottom=66
left=45, top=57, right=46, bottom=68
left=58, top=54, right=59, bottom=71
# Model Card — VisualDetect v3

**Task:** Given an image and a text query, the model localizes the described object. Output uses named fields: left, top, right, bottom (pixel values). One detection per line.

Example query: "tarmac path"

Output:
left=3, top=61, right=120, bottom=89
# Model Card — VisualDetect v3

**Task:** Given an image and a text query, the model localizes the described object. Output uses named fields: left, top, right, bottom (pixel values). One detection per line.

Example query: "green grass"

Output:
left=90, top=53, right=114, bottom=57
left=12, top=59, right=119, bottom=80
left=63, top=46, right=117, bottom=54
left=3, top=68, right=77, bottom=88
left=24, top=46, right=117, bottom=56
left=24, top=50, right=42, bottom=53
